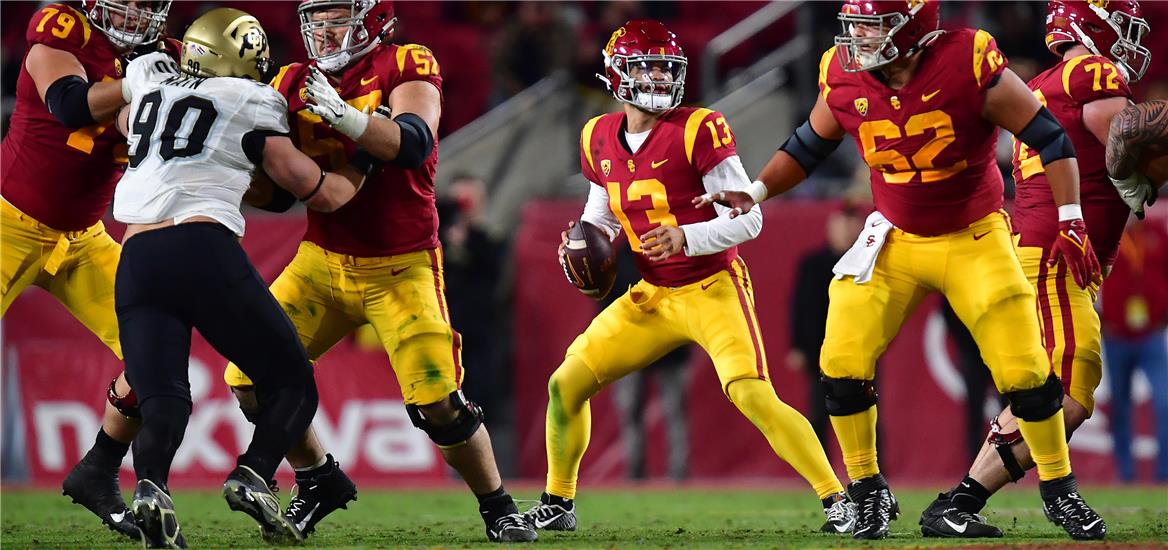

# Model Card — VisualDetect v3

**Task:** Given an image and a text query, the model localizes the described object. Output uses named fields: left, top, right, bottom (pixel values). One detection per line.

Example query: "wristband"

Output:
left=1057, top=204, right=1083, bottom=221
left=745, top=180, right=769, bottom=203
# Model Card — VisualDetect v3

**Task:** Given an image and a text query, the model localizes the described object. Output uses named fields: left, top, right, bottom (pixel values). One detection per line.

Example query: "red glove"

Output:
left=1048, top=218, right=1101, bottom=289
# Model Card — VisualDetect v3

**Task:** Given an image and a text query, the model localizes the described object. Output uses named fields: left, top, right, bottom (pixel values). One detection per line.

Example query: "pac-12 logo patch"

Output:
left=601, top=159, right=611, bottom=176
left=854, top=98, right=868, bottom=116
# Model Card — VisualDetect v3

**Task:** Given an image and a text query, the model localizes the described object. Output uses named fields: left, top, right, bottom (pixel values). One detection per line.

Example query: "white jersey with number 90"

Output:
left=113, top=52, right=289, bottom=236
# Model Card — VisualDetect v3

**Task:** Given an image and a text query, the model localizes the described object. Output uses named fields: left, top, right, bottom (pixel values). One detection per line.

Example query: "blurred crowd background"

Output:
left=2, top=1, right=1166, bottom=485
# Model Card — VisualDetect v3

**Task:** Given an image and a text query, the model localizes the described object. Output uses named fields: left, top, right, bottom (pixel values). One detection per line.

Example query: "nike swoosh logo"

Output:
left=533, top=516, right=560, bottom=529
left=110, top=511, right=126, bottom=523
left=943, top=517, right=969, bottom=533
left=295, top=503, right=321, bottom=532
left=1083, top=518, right=1102, bottom=530
left=651, top=159, right=669, bottom=169
left=391, top=267, right=409, bottom=276
left=922, top=89, right=941, bottom=102
left=701, top=281, right=716, bottom=291
left=870, top=221, right=883, bottom=227
left=360, top=75, right=378, bottom=86
left=973, top=231, right=990, bottom=240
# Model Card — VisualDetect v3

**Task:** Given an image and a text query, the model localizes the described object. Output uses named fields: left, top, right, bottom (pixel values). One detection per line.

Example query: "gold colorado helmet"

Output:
left=180, top=7, right=272, bottom=80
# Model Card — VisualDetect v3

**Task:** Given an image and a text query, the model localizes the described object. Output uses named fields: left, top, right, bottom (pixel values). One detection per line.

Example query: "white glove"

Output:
left=305, top=66, right=368, bottom=140
left=1110, top=171, right=1157, bottom=220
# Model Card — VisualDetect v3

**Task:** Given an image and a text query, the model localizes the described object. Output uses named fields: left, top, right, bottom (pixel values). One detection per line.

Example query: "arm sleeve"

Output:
left=580, top=183, right=623, bottom=241
left=680, top=155, right=764, bottom=256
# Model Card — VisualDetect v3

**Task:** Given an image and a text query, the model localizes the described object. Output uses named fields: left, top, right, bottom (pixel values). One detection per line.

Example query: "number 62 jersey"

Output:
left=113, top=52, right=290, bottom=236
left=819, top=28, right=1009, bottom=236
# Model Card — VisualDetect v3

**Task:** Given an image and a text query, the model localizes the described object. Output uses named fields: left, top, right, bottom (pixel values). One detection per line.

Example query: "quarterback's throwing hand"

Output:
left=692, top=190, right=755, bottom=219
left=305, top=66, right=367, bottom=139
left=640, top=226, right=685, bottom=262
left=1048, top=218, right=1102, bottom=290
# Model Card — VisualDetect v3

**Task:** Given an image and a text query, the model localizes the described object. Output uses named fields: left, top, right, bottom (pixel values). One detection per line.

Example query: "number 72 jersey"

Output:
left=819, top=28, right=1009, bottom=237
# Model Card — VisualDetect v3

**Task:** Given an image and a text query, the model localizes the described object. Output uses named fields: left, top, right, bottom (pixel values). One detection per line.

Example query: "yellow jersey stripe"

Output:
left=684, top=108, right=715, bottom=165
left=269, top=64, right=293, bottom=91
left=581, top=115, right=603, bottom=176
left=972, top=29, right=994, bottom=87
left=818, top=46, right=837, bottom=100
left=62, top=5, right=92, bottom=48
left=1061, top=54, right=1093, bottom=100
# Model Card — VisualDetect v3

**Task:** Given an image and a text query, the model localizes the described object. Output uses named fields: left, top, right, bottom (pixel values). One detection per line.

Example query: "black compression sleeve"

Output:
left=392, top=113, right=434, bottom=169
left=45, top=75, right=95, bottom=129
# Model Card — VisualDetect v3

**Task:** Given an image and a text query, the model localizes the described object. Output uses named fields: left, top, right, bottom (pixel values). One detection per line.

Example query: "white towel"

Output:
left=833, top=211, right=894, bottom=284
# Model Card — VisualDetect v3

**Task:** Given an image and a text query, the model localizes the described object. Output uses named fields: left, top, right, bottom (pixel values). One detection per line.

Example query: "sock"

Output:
left=476, top=486, right=518, bottom=525
left=728, top=378, right=844, bottom=500
left=545, top=356, right=602, bottom=500
left=949, top=476, right=991, bottom=513
left=294, top=455, right=332, bottom=479
left=86, top=429, right=131, bottom=470
left=542, top=492, right=574, bottom=507
left=829, top=405, right=880, bottom=481
left=1017, top=409, right=1072, bottom=481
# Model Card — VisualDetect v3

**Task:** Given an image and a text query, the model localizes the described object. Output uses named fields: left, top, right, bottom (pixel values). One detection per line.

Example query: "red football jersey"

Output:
left=580, top=107, right=737, bottom=287
left=271, top=43, right=443, bottom=258
left=1, top=4, right=129, bottom=231
left=1011, top=54, right=1132, bottom=268
left=819, top=29, right=1008, bottom=236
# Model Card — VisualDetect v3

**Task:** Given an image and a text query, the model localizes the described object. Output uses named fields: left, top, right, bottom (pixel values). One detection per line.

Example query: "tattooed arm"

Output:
left=1107, top=100, right=1168, bottom=179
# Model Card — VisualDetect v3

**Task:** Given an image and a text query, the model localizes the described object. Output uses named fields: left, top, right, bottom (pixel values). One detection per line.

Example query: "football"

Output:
left=561, top=220, right=616, bottom=300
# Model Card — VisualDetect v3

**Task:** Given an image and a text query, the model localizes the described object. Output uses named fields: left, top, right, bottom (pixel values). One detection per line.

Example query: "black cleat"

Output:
left=487, top=512, right=538, bottom=542
left=284, top=455, right=357, bottom=536
left=130, top=479, right=185, bottom=549
left=522, top=492, right=576, bottom=531
left=820, top=492, right=857, bottom=534
left=62, top=456, right=141, bottom=541
left=222, top=465, right=304, bottom=543
left=919, top=493, right=1003, bottom=538
left=1040, top=475, right=1106, bottom=540
left=848, top=474, right=900, bottom=540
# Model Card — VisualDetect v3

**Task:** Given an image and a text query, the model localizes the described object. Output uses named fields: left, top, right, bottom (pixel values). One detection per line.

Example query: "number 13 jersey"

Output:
left=113, top=53, right=290, bottom=236
left=820, top=28, right=1009, bottom=236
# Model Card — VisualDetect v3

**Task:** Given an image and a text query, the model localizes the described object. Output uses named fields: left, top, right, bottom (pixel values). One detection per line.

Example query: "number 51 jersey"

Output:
left=819, top=28, right=1009, bottom=237
left=113, top=53, right=290, bottom=236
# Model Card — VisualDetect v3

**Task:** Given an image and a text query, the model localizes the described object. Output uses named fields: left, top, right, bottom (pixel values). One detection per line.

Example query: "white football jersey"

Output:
left=113, top=52, right=289, bottom=236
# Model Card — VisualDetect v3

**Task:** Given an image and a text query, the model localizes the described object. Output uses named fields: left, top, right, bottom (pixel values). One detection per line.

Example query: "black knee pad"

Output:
left=107, top=376, right=142, bottom=419
left=822, top=376, right=878, bottom=416
left=1006, top=374, right=1063, bottom=422
left=406, top=390, right=483, bottom=448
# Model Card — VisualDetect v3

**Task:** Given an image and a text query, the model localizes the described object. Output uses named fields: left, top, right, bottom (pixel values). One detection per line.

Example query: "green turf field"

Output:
left=2, top=485, right=1166, bottom=548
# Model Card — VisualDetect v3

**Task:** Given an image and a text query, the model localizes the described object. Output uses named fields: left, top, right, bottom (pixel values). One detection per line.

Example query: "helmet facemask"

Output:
left=299, top=0, right=395, bottom=74
left=600, top=51, right=686, bottom=113
left=1081, top=4, right=1151, bottom=82
left=91, top=0, right=171, bottom=49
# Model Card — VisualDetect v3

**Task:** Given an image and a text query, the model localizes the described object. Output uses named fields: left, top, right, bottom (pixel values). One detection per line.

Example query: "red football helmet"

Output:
left=82, top=0, right=171, bottom=49
left=598, top=20, right=687, bottom=112
left=299, top=0, right=396, bottom=74
left=1046, top=0, right=1151, bottom=82
left=835, top=0, right=942, bottom=72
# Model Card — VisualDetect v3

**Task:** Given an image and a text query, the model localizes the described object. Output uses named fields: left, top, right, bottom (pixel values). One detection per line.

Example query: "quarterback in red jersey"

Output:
left=0, top=0, right=173, bottom=539
left=921, top=0, right=1154, bottom=538
left=222, top=0, right=536, bottom=542
left=700, top=0, right=1105, bottom=541
left=523, top=20, right=855, bottom=537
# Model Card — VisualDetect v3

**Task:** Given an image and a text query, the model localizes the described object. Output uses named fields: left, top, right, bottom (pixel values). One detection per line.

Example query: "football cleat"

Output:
left=848, top=474, right=900, bottom=540
left=130, top=479, right=185, bottom=549
left=62, top=456, right=141, bottom=541
left=820, top=492, right=857, bottom=534
left=919, top=493, right=1003, bottom=538
left=222, top=465, right=305, bottom=543
left=487, top=512, right=538, bottom=543
left=284, top=456, right=358, bottom=536
left=522, top=492, right=576, bottom=531
left=1040, top=475, right=1106, bottom=540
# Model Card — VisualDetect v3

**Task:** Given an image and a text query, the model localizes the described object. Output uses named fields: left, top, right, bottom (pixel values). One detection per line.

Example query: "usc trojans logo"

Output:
left=627, top=159, right=636, bottom=173
left=601, top=159, right=612, bottom=176
left=605, top=27, right=627, bottom=56
left=854, top=98, right=868, bottom=116
left=1088, top=0, right=1109, bottom=8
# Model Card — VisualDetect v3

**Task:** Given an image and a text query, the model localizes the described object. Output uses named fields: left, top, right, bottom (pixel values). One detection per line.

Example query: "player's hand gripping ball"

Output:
left=559, top=220, right=616, bottom=300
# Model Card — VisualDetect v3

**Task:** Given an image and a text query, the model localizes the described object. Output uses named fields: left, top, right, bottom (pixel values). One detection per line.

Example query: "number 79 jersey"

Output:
left=819, top=28, right=1008, bottom=236
left=113, top=53, right=290, bottom=236
left=580, top=107, right=738, bottom=287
